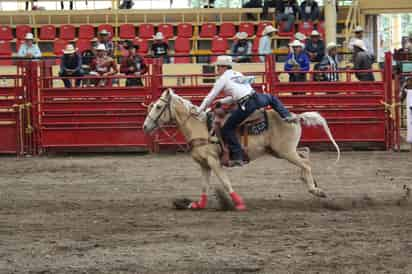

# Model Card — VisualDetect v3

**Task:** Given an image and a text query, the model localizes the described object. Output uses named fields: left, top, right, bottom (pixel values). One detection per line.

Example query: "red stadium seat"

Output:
left=76, top=39, right=92, bottom=53
left=119, top=24, right=136, bottom=39
left=59, top=24, right=76, bottom=40
left=177, top=23, right=193, bottom=38
left=256, top=22, right=272, bottom=37
left=0, top=40, right=12, bottom=65
left=277, top=21, right=295, bottom=37
left=298, top=21, right=314, bottom=37
left=98, top=24, right=114, bottom=39
left=16, top=25, right=32, bottom=40
left=219, top=23, right=236, bottom=38
left=15, top=40, right=24, bottom=52
left=139, top=24, right=155, bottom=39
left=174, top=37, right=191, bottom=63
left=200, top=23, right=217, bottom=38
left=39, top=25, right=56, bottom=40
left=133, top=38, right=148, bottom=54
left=54, top=39, right=68, bottom=56
left=0, top=26, right=13, bottom=41
left=211, top=36, right=228, bottom=62
left=239, top=22, right=255, bottom=37
left=158, top=24, right=174, bottom=39
left=78, top=24, right=95, bottom=40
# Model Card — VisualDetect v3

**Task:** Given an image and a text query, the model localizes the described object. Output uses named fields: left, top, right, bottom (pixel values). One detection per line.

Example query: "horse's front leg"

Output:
left=189, top=166, right=211, bottom=209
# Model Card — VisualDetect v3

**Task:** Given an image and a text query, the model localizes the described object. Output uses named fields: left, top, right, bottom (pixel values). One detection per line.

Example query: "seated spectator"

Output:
left=231, top=32, right=252, bottom=63
left=151, top=32, right=170, bottom=64
left=17, top=33, right=42, bottom=58
left=275, top=0, right=299, bottom=33
left=300, top=0, right=320, bottom=22
left=97, top=29, right=114, bottom=57
left=305, top=30, right=325, bottom=62
left=284, top=40, right=310, bottom=82
left=259, top=25, right=277, bottom=62
left=262, top=0, right=275, bottom=20
left=80, top=48, right=95, bottom=87
left=317, top=42, right=340, bottom=82
left=293, top=32, right=307, bottom=43
left=120, top=41, right=148, bottom=87
left=352, top=39, right=375, bottom=81
left=89, top=44, right=118, bottom=87
left=59, top=44, right=83, bottom=88
left=243, top=0, right=262, bottom=20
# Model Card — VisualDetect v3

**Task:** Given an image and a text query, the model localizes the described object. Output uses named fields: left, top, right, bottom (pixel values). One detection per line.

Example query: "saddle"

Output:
left=207, top=105, right=269, bottom=166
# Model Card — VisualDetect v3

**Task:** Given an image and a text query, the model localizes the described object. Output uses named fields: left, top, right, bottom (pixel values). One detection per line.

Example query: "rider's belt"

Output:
left=237, top=91, right=256, bottom=110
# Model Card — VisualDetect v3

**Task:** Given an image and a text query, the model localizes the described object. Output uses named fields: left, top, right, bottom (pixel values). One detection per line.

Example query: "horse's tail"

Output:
left=297, top=111, right=340, bottom=164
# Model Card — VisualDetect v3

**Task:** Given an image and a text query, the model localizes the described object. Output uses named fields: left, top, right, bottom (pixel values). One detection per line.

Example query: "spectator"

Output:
left=305, top=30, right=325, bottom=62
left=25, top=0, right=37, bottom=10
left=258, top=25, right=277, bottom=62
left=284, top=40, right=310, bottom=82
left=349, top=26, right=372, bottom=54
left=90, top=44, right=118, bottom=87
left=231, top=32, right=252, bottom=63
left=275, top=0, right=299, bottom=33
left=406, top=32, right=412, bottom=52
left=80, top=48, right=95, bottom=87
left=97, top=29, right=114, bottom=57
left=352, top=39, right=375, bottom=81
left=61, top=0, right=73, bottom=10
left=318, top=42, right=340, bottom=82
left=119, top=0, right=134, bottom=9
left=262, top=0, right=276, bottom=20
left=120, top=41, right=148, bottom=87
left=59, top=44, right=83, bottom=88
left=243, top=0, right=262, bottom=20
left=300, top=0, right=320, bottom=22
left=151, top=32, right=170, bottom=64
left=294, top=32, right=306, bottom=43
left=17, top=33, right=42, bottom=58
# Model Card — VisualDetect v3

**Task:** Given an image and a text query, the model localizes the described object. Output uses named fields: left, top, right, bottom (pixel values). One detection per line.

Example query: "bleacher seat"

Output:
left=200, top=23, right=217, bottom=38
left=59, top=24, right=76, bottom=40
left=139, top=24, right=155, bottom=39
left=219, top=23, right=236, bottom=38
left=277, top=21, right=295, bottom=37
left=76, top=39, right=92, bottom=53
left=256, top=22, right=272, bottom=37
left=133, top=38, right=149, bottom=54
left=78, top=25, right=95, bottom=40
left=39, top=25, right=56, bottom=40
left=211, top=36, right=228, bottom=62
left=54, top=39, right=68, bottom=56
left=119, top=24, right=136, bottom=39
left=0, top=40, right=12, bottom=64
left=15, top=40, right=24, bottom=52
left=158, top=24, right=174, bottom=39
left=239, top=23, right=255, bottom=37
left=0, top=26, right=13, bottom=41
left=16, top=25, right=32, bottom=40
left=298, top=21, right=314, bottom=37
left=174, top=37, right=191, bottom=63
left=98, top=24, right=114, bottom=39
left=177, top=23, right=193, bottom=38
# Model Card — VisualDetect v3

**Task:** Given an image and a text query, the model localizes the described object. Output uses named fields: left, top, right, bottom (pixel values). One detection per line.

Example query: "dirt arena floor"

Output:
left=0, top=151, right=411, bottom=274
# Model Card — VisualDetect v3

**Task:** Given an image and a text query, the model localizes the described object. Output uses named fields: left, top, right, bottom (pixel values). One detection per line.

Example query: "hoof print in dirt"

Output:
left=173, top=198, right=193, bottom=210
left=214, top=187, right=236, bottom=211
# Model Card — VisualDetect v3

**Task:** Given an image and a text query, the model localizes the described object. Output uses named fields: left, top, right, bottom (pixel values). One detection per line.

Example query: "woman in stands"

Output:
left=89, top=44, right=118, bottom=87
left=151, top=32, right=170, bottom=64
left=17, top=33, right=42, bottom=58
left=120, top=41, right=148, bottom=87
left=231, top=32, right=252, bottom=63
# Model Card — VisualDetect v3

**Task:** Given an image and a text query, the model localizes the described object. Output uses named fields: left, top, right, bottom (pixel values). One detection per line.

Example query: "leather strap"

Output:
left=188, top=138, right=209, bottom=150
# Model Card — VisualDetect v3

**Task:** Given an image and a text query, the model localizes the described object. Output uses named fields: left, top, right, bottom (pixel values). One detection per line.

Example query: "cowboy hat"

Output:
left=310, top=30, right=320, bottom=36
left=262, top=25, right=277, bottom=36
left=351, top=39, right=367, bottom=51
left=214, top=55, right=233, bottom=66
left=99, top=29, right=110, bottom=35
left=294, top=32, right=306, bottom=41
left=326, top=42, right=339, bottom=50
left=153, top=32, right=164, bottom=40
left=95, top=43, right=107, bottom=51
left=354, top=26, right=363, bottom=33
left=63, top=44, right=76, bottom=54
left=24, top=33, right=34, bottom=40
left=289, top=40, right=304, bottom=48
left=235, top=32, right=248, bottom=40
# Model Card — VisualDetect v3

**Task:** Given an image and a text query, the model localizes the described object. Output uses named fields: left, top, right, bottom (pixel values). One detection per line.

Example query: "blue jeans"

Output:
left=221, top=93, right=291, bottom=160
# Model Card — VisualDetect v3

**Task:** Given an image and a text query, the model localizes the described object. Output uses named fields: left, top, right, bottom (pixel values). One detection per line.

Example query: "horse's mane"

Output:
left=169, top=89, right=197, bottom=112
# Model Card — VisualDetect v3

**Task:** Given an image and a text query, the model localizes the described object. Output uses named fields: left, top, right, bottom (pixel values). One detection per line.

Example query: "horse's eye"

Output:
left=156, top=105, right=162, bottom=110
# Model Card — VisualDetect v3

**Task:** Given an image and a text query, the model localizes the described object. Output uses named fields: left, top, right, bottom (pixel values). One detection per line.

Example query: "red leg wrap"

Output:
left=189, top=193, right=207, bottom=209
left=230, top=192, right=246, bottom=210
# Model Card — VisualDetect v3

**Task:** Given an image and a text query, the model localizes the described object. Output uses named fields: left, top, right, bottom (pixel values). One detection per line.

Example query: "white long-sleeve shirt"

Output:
left=258, top=35, right=271, bottom=62
left=199, top=69, right=254, bottom=111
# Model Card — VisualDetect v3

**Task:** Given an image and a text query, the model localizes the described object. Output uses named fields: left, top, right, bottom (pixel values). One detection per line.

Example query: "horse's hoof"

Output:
left=309, top=188, right=327, bottom=198
left=235, top=204, right=247, bottom=211
left=173, top=198, right=193, bottom=210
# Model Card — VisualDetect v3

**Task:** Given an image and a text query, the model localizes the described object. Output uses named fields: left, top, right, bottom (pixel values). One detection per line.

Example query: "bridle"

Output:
left=146, top=95, right=172, bottom=129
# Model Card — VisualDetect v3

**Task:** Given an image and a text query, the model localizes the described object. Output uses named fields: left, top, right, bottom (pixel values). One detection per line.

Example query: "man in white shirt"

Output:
left=199, top=55, right=296, bottom=166
left=17, top=33, right=42, bottom=58
left=258, top=25, right=277, bottom=62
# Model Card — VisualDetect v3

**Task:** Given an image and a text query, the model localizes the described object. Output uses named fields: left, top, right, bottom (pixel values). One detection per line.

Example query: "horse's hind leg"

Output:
left=188, top=166, right=211, bottom=209
left=281, top=151, right=326, bottom=198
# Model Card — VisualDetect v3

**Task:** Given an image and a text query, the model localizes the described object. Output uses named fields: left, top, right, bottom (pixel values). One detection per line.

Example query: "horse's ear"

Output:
left=162, top=88, right=173, bottom=98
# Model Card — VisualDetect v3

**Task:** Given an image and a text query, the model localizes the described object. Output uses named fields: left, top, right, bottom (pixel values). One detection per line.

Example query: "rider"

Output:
left=198, top=55, right=297, bottom=166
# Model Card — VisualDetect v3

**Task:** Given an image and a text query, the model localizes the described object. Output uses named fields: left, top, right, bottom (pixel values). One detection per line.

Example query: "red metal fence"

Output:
left=0, top=53, right=399, bottom=155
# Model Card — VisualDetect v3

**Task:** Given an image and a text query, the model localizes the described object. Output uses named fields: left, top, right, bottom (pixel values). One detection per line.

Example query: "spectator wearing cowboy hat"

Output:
left=258, top=25, right=277, bottom=62
left=151, top=32, right=170, bottom=64
left=59, top=44, right=83, bottom=88
left=348, top=25, right=373, bottom=55
left=231, top=32, right=252, bottom=63
left=120, top=41, right=148, bottom=87
left=17, top=33, right=42, bottom=58
left=294, top=32, right=307, bottom=43
left=285, top=40, right=310, bottom=82
left=275, top=0, right=299, bottom=33
left=97, top=29, right=114, bottom=57
left=352, top=39, right=375, bottom=81
left=318, top=42, right=340, bottom=82
left=300, top=0, right=320, bottom=22
left=305, top=30, right=325, bottom=62
left=89, top=44, right=118, bottom=86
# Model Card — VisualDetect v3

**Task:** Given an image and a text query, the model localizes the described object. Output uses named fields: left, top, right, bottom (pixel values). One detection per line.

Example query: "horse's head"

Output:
left=143, top=89, right=174, bottom=133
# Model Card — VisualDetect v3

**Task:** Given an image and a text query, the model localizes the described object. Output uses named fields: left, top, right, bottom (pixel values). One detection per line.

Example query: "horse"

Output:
left=143, top=88, right=340, bottom=211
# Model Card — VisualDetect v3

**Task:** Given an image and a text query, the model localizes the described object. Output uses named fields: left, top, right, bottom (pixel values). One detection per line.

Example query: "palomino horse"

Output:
left=143, top=89, right=340, bottom=210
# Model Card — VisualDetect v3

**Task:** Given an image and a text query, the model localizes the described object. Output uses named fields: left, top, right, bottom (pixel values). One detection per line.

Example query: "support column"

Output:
left=324, top=0, right=337, bottom=44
